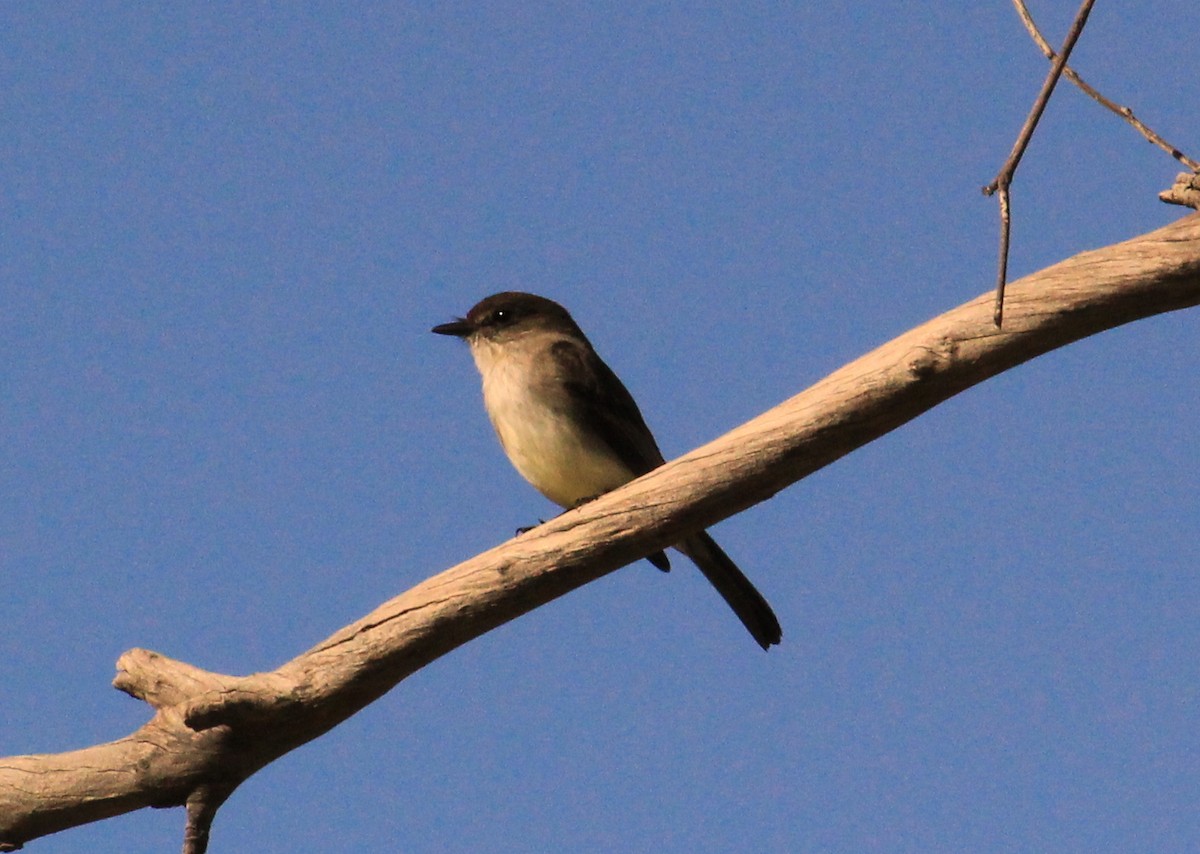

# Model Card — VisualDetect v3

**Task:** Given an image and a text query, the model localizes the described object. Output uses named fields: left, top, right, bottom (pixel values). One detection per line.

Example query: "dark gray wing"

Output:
left=548, top=338, right=667, bottom=475
left=549, top=338, right=671, bottom=571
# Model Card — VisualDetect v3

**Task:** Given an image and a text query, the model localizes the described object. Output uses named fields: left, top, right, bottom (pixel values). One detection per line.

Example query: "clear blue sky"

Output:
left=3, top=3, right=1197, bottom=852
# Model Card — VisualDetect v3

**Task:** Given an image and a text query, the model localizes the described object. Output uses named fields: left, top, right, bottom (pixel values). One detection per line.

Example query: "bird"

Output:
left=432, top=291, right=781, bottom=649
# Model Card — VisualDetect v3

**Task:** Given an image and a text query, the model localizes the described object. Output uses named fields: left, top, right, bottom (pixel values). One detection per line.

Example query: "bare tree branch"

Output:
left=1012, top=0, right=1200, bottom=172
left=985, top=0, right=1096, bottom=327
left=2, top=213, right=1199, bottom=852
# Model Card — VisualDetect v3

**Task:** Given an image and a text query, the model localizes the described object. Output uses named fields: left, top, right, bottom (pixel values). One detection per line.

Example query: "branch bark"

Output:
left=3, top=213, right=1199, bottom=852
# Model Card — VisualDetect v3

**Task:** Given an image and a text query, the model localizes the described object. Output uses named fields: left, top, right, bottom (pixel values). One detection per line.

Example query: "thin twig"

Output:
left=984, top=0, right=1096, bottom=327
left=1012, top=0, right=1200, bottom=172
left=995, top=187, right=1012, bottom=325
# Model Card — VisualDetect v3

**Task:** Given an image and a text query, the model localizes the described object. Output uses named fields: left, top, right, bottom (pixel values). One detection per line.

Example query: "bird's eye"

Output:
left=490, top=309, right=509, bottom=325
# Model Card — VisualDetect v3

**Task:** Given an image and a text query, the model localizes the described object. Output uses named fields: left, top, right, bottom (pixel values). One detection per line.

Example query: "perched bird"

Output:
left=432, top=292, right=781, bottom=649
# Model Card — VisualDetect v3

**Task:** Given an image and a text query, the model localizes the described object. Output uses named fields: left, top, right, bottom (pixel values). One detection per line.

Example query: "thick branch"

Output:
left=2, top=213, right=1199, bottom=851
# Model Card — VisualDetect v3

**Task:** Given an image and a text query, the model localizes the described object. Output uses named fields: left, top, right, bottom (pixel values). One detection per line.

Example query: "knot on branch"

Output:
left=906, top=336, right=960, bottom=380
left=114, top=648, right=304, bottom=731
left=1160, top=172, right=1200, bottom=210
left=114, top=648, right=237, bottom=709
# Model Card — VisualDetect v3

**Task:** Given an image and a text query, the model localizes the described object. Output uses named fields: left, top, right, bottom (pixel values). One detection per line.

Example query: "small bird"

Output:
left=433, top=292, right=781, bottom=649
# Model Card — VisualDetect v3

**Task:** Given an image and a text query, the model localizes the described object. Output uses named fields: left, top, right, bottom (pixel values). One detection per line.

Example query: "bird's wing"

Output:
left=548, top=339, right=666, bottom=477
left=550, top=338, right=672, bottom=571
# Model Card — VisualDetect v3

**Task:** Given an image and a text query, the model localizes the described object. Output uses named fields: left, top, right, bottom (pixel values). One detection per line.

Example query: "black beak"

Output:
left=431, top=318, right=473, bottom=337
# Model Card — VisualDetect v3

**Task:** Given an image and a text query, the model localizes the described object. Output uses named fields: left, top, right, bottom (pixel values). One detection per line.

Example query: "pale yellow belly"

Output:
left=480, top=365, right=633, bottom=508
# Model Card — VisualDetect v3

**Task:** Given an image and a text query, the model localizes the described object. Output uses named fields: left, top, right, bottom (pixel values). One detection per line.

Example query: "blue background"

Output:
left=2, top=3, right=1197, bottom=852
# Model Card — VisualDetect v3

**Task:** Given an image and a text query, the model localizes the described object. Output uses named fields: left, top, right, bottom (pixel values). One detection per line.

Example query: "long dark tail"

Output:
left=676, top=531, right=782, bottom=650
